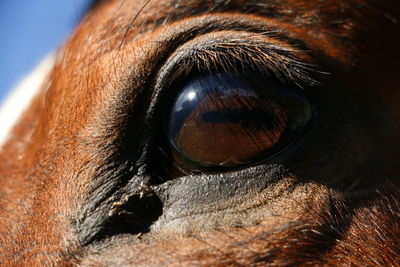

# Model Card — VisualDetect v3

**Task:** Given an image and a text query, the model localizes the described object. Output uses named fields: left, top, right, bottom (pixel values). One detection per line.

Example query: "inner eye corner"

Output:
left=151, top=70, right=315, bottom=181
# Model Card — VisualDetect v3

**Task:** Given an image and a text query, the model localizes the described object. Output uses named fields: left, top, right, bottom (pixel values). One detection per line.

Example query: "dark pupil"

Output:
left=166, top=73, right=292, bottom=167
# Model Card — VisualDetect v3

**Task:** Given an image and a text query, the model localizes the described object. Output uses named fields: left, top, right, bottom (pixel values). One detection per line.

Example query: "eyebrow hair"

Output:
left=90, top=0, right=381, bottom=22
left=78, top=0, right=393, bottom=72
left=76, top=0, right=390, bottom=74
left=165, top=0, right=382, bottom=32
left=90, top=0, right=384, bottom=47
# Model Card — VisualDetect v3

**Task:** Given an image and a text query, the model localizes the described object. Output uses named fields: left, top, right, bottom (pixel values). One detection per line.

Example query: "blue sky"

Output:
left=0, top=0, right=92, bottom=102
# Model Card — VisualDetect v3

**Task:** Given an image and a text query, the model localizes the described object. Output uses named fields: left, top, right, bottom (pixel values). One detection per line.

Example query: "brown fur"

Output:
left=1, top=0, right=400, bottom=265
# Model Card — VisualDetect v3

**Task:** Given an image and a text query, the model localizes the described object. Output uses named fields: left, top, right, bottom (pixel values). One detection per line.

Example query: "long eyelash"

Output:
left=168, top=34, right=319, bottom=89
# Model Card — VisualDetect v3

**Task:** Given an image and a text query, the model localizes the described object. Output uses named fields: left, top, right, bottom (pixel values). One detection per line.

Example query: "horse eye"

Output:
left=162, top=72, right=313, bottom=175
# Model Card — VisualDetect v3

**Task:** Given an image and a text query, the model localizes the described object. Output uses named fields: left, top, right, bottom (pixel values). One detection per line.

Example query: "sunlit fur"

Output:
left=0, top=0, right=399, bottom=265
left=0, top=55, right=55, bottom=146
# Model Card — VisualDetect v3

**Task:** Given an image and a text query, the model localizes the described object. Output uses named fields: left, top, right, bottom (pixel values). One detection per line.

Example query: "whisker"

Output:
left=118, top=0, right=152, bottom=50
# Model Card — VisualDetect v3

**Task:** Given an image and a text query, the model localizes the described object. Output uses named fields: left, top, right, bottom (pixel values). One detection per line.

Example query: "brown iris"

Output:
left=164, top=72, right=312, bottom=172
left=176, top=91, right=288, bottom=165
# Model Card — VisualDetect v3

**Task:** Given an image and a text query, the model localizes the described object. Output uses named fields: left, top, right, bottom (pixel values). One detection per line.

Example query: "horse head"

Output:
left=1, top=0, right=399, bottom=265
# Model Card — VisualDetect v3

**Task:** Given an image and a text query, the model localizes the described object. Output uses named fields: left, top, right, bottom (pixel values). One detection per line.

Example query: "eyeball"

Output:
left=164, top=72, right=313, bottom=173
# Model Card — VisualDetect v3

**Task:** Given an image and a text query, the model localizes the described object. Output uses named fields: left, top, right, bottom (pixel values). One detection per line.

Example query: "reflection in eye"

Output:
left=163, top=72, right=313, bottom=174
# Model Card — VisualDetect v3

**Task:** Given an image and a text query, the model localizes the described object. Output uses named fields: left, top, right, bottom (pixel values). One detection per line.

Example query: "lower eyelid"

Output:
left=151, top=163, right=288, bottom=218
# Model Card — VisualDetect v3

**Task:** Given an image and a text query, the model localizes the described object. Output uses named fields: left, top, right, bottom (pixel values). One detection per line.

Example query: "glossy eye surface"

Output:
left=164, top=72, right=312, bottom=173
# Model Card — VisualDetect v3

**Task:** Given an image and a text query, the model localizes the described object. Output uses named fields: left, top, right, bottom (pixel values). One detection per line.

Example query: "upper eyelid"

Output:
left=155, top=31, right=319, bottom=94
left=195, top=36, right=316, bottom=86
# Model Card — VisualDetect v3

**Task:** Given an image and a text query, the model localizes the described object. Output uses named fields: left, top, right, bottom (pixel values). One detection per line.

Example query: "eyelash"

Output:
left=159, top=34, right=319, bottom=92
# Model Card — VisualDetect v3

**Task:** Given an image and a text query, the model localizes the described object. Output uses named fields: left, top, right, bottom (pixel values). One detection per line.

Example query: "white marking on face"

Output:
left=0, top=54, right=55, bottom=147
